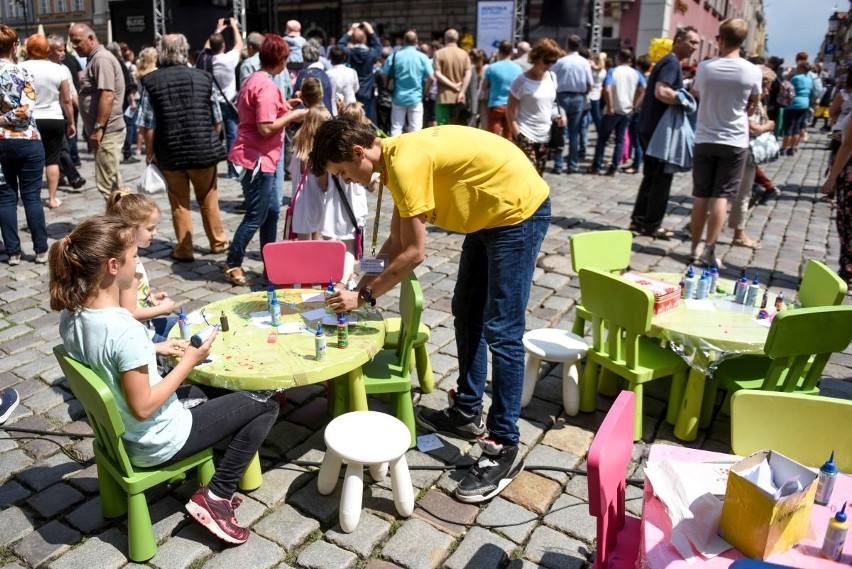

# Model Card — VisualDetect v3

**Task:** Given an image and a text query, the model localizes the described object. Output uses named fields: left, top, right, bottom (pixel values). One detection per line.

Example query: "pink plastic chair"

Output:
left=587, top=390, right=641, bottom=569
left=262, top=241, right=346, bottom=287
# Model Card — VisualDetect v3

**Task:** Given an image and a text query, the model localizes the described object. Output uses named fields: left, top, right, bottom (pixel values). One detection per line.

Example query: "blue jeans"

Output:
left=556, top=93, right=585, bottom=172
left=151, top=315, right=179, bottom=343
left=220, top=102, right=239, bottom=177
left=0, top=139, right=48, bottom=256
left=226, top=169, right=279, bottom=268
left=592, top=113, right=631, bottom=172
left=629, top=112, right=643, bottom=170
left=589, top=98, right=603, bottom=133
left=452, top=198, right=551, bottom=445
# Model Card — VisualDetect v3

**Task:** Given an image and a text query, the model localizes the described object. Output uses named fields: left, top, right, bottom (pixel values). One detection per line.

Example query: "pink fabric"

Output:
left=641, top=444, right=852, bottom=568
left=228, top=72, right=289, bottom=173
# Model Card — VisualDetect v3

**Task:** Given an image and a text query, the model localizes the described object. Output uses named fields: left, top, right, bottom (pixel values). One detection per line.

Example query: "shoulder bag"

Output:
left=282, top=164, right=310, bottom=240
left=331, top=176, right=364, bottom=259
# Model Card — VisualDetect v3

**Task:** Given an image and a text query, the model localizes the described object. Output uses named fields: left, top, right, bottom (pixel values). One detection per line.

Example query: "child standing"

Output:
left=106, top=190, right=180, bottom=350
left=49, top=216, right=278, bottom=544
left=290, top=106, right=332, bottom=240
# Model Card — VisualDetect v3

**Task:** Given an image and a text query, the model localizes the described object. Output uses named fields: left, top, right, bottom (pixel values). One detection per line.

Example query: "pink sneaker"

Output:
left=185, top=487, right=250, bottom=544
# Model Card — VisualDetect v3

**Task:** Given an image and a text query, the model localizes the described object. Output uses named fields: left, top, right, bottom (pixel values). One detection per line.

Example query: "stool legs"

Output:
left=340, top=461, right=365, bottom=533
left=521, top=353, right=541, bottom=407
left=390, top=455, right=414, bottom=517
left=318, top=450, right=342, bottom=495
left=369, top=462, right=387, bottom=482
left=562, top=359, right=581, bottom=416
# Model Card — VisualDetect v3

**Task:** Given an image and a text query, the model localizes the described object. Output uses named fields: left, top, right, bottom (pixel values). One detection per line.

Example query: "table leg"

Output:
left=673, top=365, right=706, bottom=442
left=347, top=367, right=368, bottom=411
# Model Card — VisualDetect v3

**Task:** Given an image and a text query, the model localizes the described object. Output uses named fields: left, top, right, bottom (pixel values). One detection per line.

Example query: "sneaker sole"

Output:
left=0, top=399, right=19, bottom=423
left=185, top=500, right=248, bottom=545
left=454, top=459, right=525, bottom=504
left=414, top=407, right=485, bottom=441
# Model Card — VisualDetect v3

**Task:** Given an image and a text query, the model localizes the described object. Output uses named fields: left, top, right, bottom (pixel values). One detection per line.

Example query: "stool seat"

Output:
left=522, top=329, right=589, bottom=416
left=318, top=411, right=414, bottom=533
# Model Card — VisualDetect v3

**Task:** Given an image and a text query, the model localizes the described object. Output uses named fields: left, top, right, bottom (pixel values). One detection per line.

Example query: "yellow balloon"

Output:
left=649, top=37, right=673, bottom=63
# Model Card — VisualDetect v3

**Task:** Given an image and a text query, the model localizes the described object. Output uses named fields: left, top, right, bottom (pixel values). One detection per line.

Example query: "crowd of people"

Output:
left=1, top=12, right=851, bottom=551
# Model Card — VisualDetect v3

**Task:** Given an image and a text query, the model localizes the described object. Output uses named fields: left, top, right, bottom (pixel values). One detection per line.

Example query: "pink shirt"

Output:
left=228, top=72, right=290, bottom=173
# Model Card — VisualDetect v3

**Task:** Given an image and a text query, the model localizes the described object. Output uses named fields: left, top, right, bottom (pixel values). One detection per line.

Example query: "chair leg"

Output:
left=318, top=449, right=343, bottom=495
left=571, top=315, right=586, bottom=337
left=414, top=344, right=434, bottom=394
left=521, top=353, right=542, bottom=407
left=392, top=391, right=417, bottom=449
left=339, top=461, right=365, bottom=533
left=97, top=461, right=127, bottom=519
left=127, top=491, right=157, bottom=562
left=598, top=369, right=621, bottom=397
left=631, top=382, right=644, bottom=441
left=389, top=455, right=414, bottom=517
left=237, top=452, right=262, bottom=491
left=562, top=357, right=581, bottom=416
left=198, top=457, right=216, bottom=486
left=579, top=359, right=600, bottom=413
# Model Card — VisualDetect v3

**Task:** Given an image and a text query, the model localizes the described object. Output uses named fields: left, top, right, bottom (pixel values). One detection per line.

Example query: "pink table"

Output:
left=641, top=444, right=852, bottom=568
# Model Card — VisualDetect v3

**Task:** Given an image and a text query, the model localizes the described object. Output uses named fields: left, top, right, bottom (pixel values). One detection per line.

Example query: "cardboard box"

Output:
left=718, top=450, right=817, bottom=559
left=621, top=272, right=681, bottom=315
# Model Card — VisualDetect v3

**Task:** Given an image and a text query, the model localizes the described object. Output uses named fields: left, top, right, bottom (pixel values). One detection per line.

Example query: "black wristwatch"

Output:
left=358, top=287, right=376, bottom=307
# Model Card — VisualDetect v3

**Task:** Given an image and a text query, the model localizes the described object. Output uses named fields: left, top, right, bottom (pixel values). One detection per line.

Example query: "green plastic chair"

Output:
left=577, top=268, right=688, bottom=440
left=730, top=391, right=852, bottom=472
left=53, top=346, right=261, bottom=561
left=381, top=318, right=433, bottom=393
left=334, top=272, right=422, bottom=448
left=705, top=305, right=852, bottom=426
left=569, top=229, right=633, bottom=337
left=798, top=259, right=848, bottom=308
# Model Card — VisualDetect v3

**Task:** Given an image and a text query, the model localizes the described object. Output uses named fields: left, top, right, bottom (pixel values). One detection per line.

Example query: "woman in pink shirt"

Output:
left=224, top=34, right=306, bottom=285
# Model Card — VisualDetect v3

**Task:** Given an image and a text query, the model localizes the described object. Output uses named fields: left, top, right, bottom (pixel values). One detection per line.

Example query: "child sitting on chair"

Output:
left=49, top=216, right=278, bottom=544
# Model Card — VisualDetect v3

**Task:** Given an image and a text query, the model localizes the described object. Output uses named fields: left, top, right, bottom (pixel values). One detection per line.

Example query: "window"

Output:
left=55, top=0, right=66, bottom=11
left=8, top=1, right=23, bottom=17
left=39, top=0, right=49, bottom=14
left=72, top=0, right=82, bottom=10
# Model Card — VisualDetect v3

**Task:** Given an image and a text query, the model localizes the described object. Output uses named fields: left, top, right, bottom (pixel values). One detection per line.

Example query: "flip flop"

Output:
left=224, top=265, right=249, bottom=286
left=48, top=198, right=62, bottom=209
left=643, top=227, right=675, bottom=240
left=732, top=237, right=762, bottom=250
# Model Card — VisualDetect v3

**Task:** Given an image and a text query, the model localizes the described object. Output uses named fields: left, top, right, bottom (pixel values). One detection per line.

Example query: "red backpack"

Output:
left=777, top=79, right=795, bottom=108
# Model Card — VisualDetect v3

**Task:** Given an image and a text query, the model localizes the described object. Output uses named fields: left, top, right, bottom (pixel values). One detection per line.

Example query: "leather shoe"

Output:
left=169, top=252, right=195, bottom=263
left=68, top=177, right=86, bottom=190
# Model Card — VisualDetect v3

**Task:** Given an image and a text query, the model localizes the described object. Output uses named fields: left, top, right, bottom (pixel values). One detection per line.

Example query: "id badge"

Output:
left=360, top=255, right=386, bottom=275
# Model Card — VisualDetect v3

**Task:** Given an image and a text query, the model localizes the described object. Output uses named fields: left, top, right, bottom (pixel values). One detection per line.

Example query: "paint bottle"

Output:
left=337, top=312, right=349, bottom=349
left=745, top=275, right=760, bottom=307
left=760, top=289, right=769, bottom=310
left=683, top=266, right=698, bottom=300
left=269, top=296, right=281, bottom=327
left=178, top=308, right=191, bottom=341
left=190, top=325, right=219, bottom=348
left=774, top=291, right=785, bottom=311
left=315, top=323, right=327, bottom=361
left=709, top=266, right=719, bottom=295
left=815, top=451, right=838, bottom=506
left=267, top=282, right=276, bottom=304
left=734, top=271, right=749, bottom=304
left=325, top=278, right=336, bottom=313
left=821, top=502, right=848, bottom=560
left=757, top=307, right=777, bottom=320
left=696, top=270, right=711, bottom=300
left=219, top=311, right=230, bottom=332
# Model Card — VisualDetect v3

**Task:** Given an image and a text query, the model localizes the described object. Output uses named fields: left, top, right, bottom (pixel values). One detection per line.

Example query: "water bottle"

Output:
left=315, top=323, right=327, bottom=361
left=178, top=308, right=191, bottom=341
left=815, top=451, right=838, bottom=506
left=734, top=269, right=748, bottom=302
left=696, top=270, right=711, bottom=300
left=745, top=275, right=760, bottom=306
left=709, top=266, right=719, bottom=296
left=269, top=296, right=281, bottom=327
left=683, top=266, right=698, bottom=300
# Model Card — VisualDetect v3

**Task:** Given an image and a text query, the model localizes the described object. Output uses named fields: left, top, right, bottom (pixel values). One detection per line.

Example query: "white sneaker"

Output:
left=8, top=253, right=21, bottom=266
left=35, top=251, right=48, bottom=264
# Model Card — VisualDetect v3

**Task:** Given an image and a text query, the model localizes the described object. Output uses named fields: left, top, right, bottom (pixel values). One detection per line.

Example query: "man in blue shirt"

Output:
left=337, top=21, right=383, bottom=122
left=482, top=40, right=523, bottom=139
left=381, top=30, right=434, bottom=135
left=551, top=35, right=593, bottom=174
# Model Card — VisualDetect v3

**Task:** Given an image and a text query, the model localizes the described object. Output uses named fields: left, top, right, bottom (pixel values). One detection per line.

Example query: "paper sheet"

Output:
left=321, top=314, right=358, bottom=326
left=301, top=292, right=325, bottom=303
left=684, top=299, right=715, bottom=311
left=301, top=308, right=329, bottom=322
left=645, top=459, right=737, bottom=562
left=186, top=311, right=206, bottom=325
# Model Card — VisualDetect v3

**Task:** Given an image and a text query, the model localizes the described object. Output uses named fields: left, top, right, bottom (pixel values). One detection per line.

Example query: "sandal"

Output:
left=643, top=227, right=675, bottom=240
left=224, top=265, right=249, bottom=286
left=732, top=237, right=762, bottom=250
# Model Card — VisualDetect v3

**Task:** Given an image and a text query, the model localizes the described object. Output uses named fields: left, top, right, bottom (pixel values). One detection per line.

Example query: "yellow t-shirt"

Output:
left=381, top=126, right=550, bottom=233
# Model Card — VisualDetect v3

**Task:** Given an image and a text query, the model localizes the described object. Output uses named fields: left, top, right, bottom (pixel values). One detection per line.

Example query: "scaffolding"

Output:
left=513, top=0, right=527, bottom=44
left=233, top=0, right=246, bottom=38
left=153, top=0, right=166, bottom=39
left=589, top=0, right=604, bottom=53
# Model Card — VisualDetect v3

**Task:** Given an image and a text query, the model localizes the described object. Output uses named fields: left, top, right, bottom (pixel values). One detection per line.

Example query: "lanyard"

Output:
left=370, top=182, right=383, bottom=257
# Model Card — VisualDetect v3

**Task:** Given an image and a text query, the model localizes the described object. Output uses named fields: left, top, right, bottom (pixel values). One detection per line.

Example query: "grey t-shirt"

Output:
left=693, top=57, right=762, bottom=148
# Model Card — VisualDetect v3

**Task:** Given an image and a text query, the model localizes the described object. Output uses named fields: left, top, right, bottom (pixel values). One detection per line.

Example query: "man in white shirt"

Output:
left=689, top=18, right=761, bottom=268
left=326, top=45, right=360, bottom=115
left=205, top=18, right=243, bottom=178
left=551, top=35, right=593, bottom=174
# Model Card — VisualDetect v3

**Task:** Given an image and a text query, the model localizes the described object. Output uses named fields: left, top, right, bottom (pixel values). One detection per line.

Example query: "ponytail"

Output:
left=49, top=216, right=136, bottom=312
left=106, top=188, right=159, bottom=227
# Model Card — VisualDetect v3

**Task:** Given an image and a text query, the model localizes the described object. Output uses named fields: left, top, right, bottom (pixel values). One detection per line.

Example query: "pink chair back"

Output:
left=262, top=241, right=346, bottom=286
left=588, top=390, right=638, bottom=568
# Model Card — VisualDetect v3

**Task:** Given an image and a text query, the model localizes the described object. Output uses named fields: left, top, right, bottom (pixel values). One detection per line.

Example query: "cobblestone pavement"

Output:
left=1, top=131, right=850, bottom=569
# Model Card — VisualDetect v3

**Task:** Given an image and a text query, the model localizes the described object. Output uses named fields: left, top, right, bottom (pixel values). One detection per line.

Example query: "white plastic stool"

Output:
left=522, top=329, right=589, bottom=416
left=317, top=411, right=414, bottom=533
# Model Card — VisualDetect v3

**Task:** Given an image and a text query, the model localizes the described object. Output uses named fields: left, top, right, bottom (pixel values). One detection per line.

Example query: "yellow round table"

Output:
left=169, top=289, right=386, bottom=411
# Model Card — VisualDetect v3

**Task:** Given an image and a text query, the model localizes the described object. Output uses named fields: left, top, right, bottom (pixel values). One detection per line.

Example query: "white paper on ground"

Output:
left=416, top=433, right=444, bottom=452
left=644, top=459, right=737, bottom=562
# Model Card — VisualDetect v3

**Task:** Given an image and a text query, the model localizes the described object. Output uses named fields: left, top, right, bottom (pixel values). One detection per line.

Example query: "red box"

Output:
left=621, top=272, right=681, bottom=315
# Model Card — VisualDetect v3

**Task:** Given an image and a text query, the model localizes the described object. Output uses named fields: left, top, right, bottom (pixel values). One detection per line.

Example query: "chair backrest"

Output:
left=570, top=229, right=633, bottom=274
left=262, top=240, right=346, bottom=286
left=588, top=390, right=636, bottom=569
left=798, top=259, right=848, bottom=308
left=579, top=267, right=654, bottom=369
left=760, top=305, right=852, bottom=391
left=53, top=345, right=137, bottom=477
left=730, top=391, right=852, bottom=471
left=395, top=272, right=424, bottom=373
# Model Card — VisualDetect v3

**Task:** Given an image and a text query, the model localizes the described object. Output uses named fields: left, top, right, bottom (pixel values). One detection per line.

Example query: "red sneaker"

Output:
left=185, top=487, right=250, bottom=544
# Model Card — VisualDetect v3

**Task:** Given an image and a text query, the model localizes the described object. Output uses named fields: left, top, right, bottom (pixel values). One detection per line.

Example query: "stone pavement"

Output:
left=0, top=132, right=850, bottom=569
